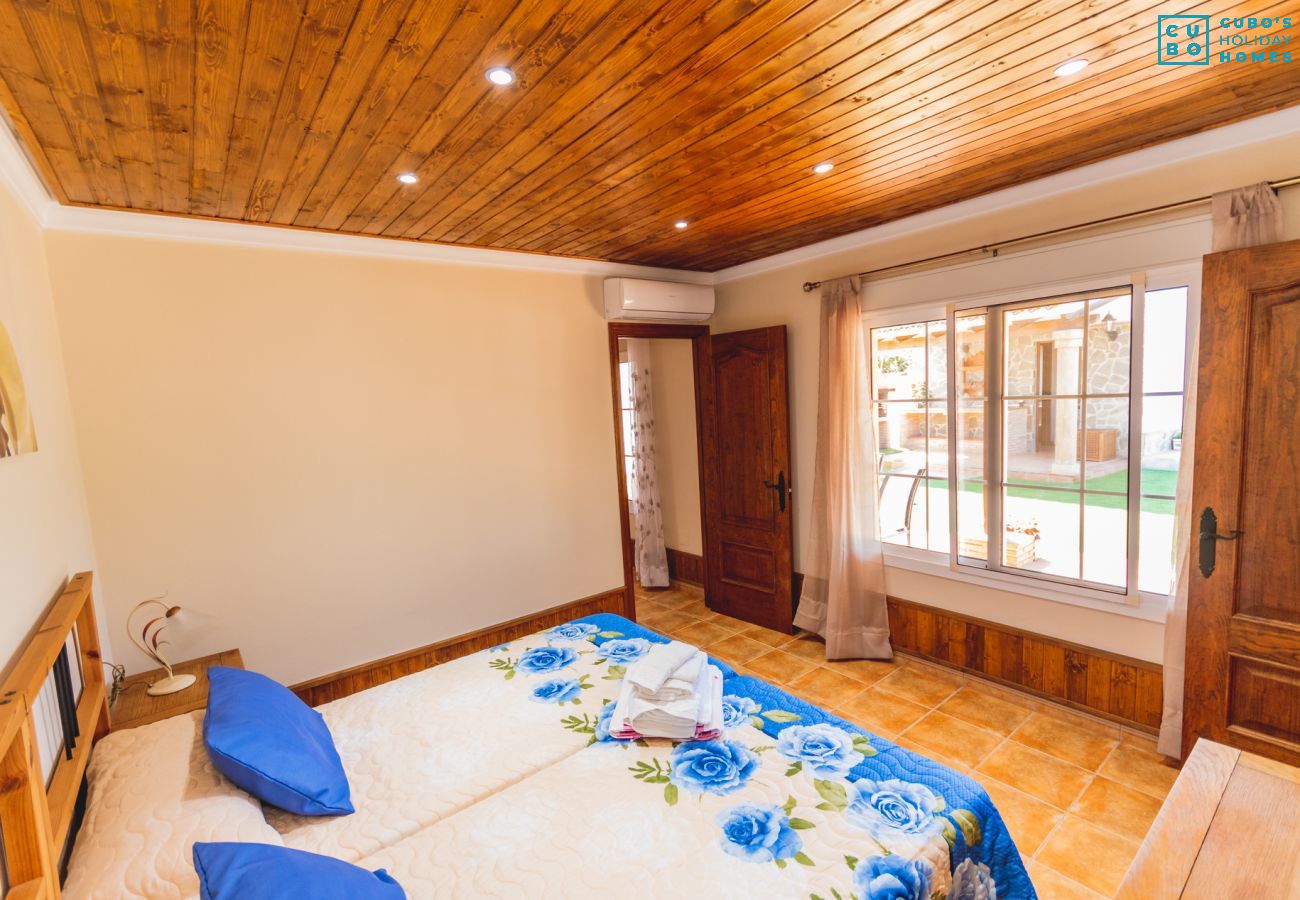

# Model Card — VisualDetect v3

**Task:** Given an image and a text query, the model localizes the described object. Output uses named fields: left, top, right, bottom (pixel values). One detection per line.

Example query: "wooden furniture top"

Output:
left=1117, top=738, right=1300, bottom=899
left=0, top=2, right=1297, bottom=270
left=110, top=649, right=244, bottom=733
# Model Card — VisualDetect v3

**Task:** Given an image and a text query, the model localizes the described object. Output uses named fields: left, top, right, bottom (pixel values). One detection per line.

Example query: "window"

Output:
left=869, top=277, right=1192, bottom=606
left=619, top=360, right=637, bottom=515
left=872, top=320, right=948, bottom=551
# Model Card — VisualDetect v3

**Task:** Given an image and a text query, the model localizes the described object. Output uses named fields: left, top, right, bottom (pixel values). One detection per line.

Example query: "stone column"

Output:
left=1052, top=330, right=1084, bottom=478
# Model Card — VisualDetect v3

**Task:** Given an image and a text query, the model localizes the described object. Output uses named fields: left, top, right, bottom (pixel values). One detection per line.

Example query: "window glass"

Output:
left=1137, top=287, right=1189, bottom=594
left=869, top=282, right=1189, bottom=602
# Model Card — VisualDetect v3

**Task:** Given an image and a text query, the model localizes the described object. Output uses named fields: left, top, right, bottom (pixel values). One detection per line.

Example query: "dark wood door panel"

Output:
left=1185, top=238, right=1300, bottom=767
left=703, top=326, right=793, bottom=634
left=1236, top=279, right=1300, bottom=623
left=715, top=342, right=776, bottom=528
left=718, top=541, right=777, bottom=593
left=1227, top=657, right=1300, bottom=752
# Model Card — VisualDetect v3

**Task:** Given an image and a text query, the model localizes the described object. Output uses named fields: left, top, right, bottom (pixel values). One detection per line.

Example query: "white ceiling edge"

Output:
left=0, top=119, right=711, bottom=284
left=712, top=105, right=1300, bottom=285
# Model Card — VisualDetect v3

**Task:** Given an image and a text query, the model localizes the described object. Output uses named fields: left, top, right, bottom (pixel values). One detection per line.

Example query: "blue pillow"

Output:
left=203, top=666, right=353, bottom=816
left=193, top=842, right=404, bottom=899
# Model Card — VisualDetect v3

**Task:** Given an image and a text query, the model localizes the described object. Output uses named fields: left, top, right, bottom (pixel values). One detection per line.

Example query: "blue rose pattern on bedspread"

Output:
left=482, top=614, right=1035, bottom=899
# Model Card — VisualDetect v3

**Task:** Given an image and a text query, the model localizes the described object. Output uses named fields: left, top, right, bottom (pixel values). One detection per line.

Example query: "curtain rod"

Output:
left=801, top=175, right=1300, bottom=293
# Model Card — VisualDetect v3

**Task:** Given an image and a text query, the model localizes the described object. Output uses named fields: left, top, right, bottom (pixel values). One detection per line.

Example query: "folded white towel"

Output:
left=620, top=663, right=722, bottom=740
left=625, top=641, right=698, bottom=694
left=634, top=650, right=705, bottom=703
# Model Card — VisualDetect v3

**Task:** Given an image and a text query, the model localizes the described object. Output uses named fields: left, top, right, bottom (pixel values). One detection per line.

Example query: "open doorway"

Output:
left=607, top=323, right=710, bottom=619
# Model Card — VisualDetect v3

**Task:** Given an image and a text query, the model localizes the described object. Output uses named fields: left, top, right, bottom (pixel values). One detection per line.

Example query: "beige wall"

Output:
left=0, top=175, right=103, bottom=672
left=648, top=339, right=702, bottom=556
left=45, top=232, right=628, bottom=685
left=713, top=129, right=1300, bottom=664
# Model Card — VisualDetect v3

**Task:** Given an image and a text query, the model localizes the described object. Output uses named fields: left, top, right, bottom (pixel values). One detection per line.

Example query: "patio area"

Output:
left=878, top=474, right=1176, bottom=595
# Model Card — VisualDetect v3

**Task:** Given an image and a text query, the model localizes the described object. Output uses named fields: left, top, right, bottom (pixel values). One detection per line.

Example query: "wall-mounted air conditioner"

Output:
left=602, top=278, right=715, bottom=322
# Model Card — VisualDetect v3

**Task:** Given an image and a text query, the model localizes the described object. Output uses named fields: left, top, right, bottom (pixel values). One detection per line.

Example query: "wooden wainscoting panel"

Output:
left=666, top=548, right=705, bottom=586
left=291, top=587, right=625, bottom=707
left=886, top=596, right=1163, bottom=733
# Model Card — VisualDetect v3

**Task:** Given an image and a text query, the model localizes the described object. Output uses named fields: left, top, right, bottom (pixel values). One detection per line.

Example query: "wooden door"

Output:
left=701, top=326, right=794, bottom=633
left=1184, top=238, right=1300, bottom=765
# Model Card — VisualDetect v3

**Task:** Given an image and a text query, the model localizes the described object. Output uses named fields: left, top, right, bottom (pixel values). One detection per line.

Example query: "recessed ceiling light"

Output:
left=397, top=172, right=419, bottom=185
left=812, top=161, right=834, bottom=174
left=1053, top=58, right=1088, bottom=77
left=674, top=220, right=688, bottom=230
left=486, top=67, right=515, bottom=85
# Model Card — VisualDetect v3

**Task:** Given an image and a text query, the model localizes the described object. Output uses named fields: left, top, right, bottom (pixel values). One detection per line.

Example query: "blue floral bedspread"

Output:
left=480, top=611, right=1034, bottom=900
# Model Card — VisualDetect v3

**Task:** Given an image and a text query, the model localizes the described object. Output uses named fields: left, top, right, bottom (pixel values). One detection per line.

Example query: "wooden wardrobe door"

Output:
left=1184, top=238, right=1300, bottom=765
left=701, top=326, right=794, bottom=633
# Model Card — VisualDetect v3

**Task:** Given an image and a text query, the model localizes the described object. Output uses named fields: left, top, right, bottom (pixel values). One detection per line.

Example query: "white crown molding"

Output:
left=40, top=204, right=714, bottom=282
left=0, top=119, right=710, bottom=283
left=0, top=120, right=59, bottom=225
left=712, top=106, right=1300, bottom=284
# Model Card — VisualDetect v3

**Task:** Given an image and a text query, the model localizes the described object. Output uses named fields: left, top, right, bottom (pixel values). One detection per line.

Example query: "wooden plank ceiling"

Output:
left=0, top=1, right=1297, bottom=271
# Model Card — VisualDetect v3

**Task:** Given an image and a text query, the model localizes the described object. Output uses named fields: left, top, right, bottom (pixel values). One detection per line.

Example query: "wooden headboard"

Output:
left=0, top=572, right=108, bottom=899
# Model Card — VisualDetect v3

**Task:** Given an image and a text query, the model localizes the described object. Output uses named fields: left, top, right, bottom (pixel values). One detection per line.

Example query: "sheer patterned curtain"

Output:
left=1157, top=182, right=1282, bottom=757
left=793, top=276, right=892, bottom=659
left=626, top=339, right=669, bottom=588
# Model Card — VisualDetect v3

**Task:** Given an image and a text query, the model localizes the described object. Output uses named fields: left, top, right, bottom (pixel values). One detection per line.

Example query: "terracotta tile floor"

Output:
left=635, top=583, right=1181, bottom=899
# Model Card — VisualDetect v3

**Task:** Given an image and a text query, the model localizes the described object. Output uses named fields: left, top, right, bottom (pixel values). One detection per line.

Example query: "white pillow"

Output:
left=63, top=711, right=283, bottom=899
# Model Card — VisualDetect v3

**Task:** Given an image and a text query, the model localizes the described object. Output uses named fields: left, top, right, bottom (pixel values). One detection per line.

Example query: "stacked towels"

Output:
left=610, top=641, right=723, bottom=741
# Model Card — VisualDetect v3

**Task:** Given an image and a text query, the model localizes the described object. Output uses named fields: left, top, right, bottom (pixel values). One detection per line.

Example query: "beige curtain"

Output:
left=1157, top=182, right=1282, bottom=757
left=1210, top=182, right=1283, bottom=251
left=793, top=276, right=892, bottom=659
left=626, top=339, right=669, bottom=588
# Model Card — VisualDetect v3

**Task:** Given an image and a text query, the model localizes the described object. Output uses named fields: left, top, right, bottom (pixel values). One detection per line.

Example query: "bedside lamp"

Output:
left=128, top=596, right=197, bottom=696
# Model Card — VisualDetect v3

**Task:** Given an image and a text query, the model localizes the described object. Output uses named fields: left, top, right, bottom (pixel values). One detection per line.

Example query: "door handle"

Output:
left=1198, top=506, right=1242, bottom=578
left=763, top=471, right=788, bottom=512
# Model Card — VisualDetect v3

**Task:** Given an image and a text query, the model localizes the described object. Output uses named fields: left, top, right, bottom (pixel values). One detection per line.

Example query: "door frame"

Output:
left=607, top=322, right=713, bottom=621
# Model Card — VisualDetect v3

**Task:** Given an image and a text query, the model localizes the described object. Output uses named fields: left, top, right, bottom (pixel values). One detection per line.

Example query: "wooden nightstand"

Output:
left=109, top=649, right=243, bottom=732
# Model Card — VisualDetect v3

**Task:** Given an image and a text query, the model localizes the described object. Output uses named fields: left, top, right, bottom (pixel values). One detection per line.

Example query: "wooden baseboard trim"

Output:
left=666, top=547, right=704, bottom=586
left=885, top=595, right=1164, bottom=733
left=291, top=586, right=626, bottom=707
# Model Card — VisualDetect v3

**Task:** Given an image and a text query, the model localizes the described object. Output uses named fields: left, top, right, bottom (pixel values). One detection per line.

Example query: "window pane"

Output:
left=1084, top=398, right=1128, bottom=489
left=927, top=479, right=950, bottom=552
left=1004, top=301, right=1085, bottom=397
left=873, top=323, right=928, bottom=400
left=1138, top=502, right=1177, bottom=594
left=1004, top=398, right=1082, bottom=488
left=1086, top=293, right=1131, bottom=395
left=624, top=457, right=638, bottom=503
left=877, top=403, right=926, bottom=476
left=924, top=401, right=947, bottom=475
left=956, top=311, right=987, bottom=399
left=622, top=409, right=636, bottom=454
left=927, top=320, right=948, bottom=400
left=879, top=476, right=927, bottom=549
left=955, top=399, right=987, bottom=561
left=619, top=361, right=634, bottom=407
left=1083, top=496, right=1128, bottom=589
left=1143, top=287, right=1189, bottom=393
left=1140, top=394, right=1184, bottom=498
left=1004, top=488, right=1080, bottom=578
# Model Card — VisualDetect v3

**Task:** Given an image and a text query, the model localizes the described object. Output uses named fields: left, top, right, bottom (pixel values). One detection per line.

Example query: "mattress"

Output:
left=268, top=615, right=719, bottom=862
left=65, top=614, right=1033, bottom=898
left=62, top=712, right=284, bottom=900
left=353, top=651, right=1034, bottom=899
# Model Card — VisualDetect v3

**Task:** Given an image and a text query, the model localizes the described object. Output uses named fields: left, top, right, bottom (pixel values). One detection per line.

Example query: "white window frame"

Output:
left=869, top=260, right=1200, bottom=623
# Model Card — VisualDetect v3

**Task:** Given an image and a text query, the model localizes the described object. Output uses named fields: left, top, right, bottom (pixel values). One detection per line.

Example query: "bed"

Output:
left=2, top=576, right=1035, bottom=898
